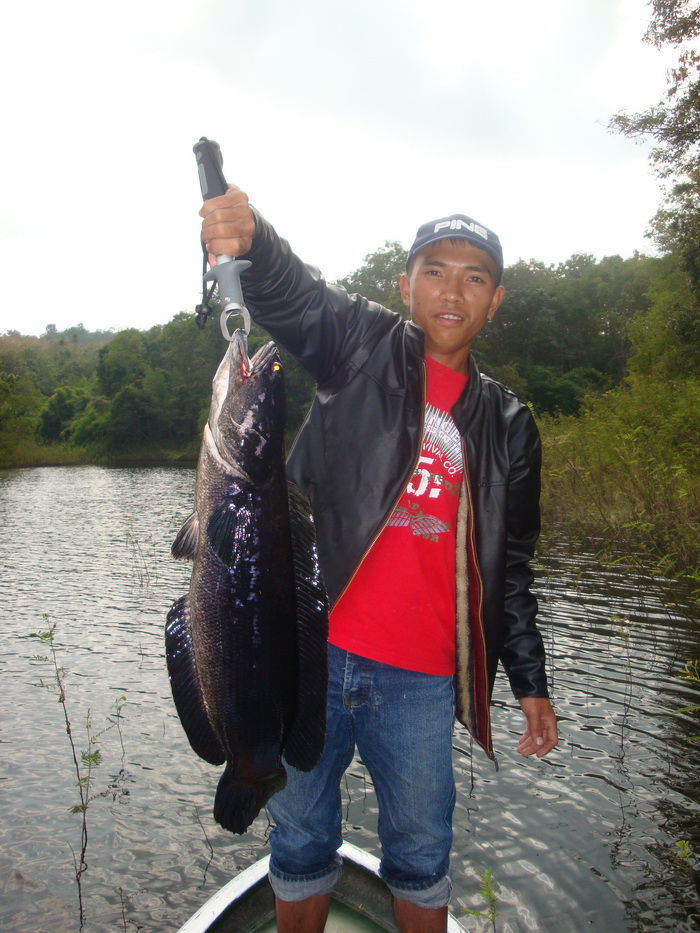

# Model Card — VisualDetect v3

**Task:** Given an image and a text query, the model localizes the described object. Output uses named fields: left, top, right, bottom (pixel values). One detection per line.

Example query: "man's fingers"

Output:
left=198, top=184, right=246, bottom=216
left=204, top=235, right=252, bottom=259
left=200, top=185, right=255, bottom=258
left=517, top=697, right=558, bottom=758
left=518, top=724, right=557, bottom=757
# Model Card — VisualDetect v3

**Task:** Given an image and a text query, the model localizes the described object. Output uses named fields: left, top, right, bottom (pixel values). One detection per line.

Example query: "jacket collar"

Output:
left=452, top=355, right=485, bottom=437
left=404, top=320, right=485, bottom=436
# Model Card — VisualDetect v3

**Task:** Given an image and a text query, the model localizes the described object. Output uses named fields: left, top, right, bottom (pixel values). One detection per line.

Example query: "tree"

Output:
left=610, top=0, right=700, bottom=183
left=335, top=241, right=408, bottom=315
left=0, top=368, right=43, bottom=461
left=628, top=252, right=700, bottom=377
left=96, top=329, right=150, bottom=397
left=38, top=385, right=89, bottom=442
left=610, top=1, right=700, bottom=369
left=106, top=386, right=155, bottom=448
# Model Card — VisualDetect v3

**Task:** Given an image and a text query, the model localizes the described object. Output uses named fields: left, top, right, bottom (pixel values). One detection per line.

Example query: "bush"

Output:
left=538, top=374, right=700, bottom=589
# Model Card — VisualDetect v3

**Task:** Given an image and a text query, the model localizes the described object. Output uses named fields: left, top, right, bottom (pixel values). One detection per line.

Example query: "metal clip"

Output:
left=220, top=307, right=251, bottom=340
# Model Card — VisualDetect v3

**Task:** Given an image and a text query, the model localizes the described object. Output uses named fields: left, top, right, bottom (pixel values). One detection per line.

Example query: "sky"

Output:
left=0, top=0, right=679, bottom=337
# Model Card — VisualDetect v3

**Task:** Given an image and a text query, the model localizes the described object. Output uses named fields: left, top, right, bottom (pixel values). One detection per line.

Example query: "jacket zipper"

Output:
left=461, top=436, right=494, bottom=758
left=330, top=359, right=428, bottom=611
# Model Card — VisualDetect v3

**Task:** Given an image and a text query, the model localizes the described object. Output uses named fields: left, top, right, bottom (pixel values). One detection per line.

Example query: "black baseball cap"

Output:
left=407, top=214, right=504, bottom=283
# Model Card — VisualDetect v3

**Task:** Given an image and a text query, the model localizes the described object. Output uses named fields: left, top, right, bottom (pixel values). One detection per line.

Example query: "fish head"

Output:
left=209, top=331, right=287, bottom=478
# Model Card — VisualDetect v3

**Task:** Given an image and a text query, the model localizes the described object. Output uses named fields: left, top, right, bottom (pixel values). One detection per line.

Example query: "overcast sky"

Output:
left=0, top=0, right=677, bottom=337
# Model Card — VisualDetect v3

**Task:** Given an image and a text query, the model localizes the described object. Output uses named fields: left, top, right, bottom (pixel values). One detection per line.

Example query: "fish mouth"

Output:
left=228, top=331, right=279, bottom=378
left=248, top=340, right=280, bottom=376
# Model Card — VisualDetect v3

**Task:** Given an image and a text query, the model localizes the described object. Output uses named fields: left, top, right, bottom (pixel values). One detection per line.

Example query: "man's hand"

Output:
left=516, top=696, right=558, bottom=758
left=200, top=185, right=256, bottom=266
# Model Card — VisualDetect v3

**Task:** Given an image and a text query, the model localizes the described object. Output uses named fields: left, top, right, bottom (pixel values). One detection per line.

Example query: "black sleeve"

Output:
left=499, top=405, right=549, bottom=698
left=239, top=209, right=397, bottom=385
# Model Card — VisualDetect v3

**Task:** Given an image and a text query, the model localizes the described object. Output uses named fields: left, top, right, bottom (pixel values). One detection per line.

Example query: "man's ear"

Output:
left=488, top=285, right=505, bottom=321
left=399, top=273, right=410, bottom=308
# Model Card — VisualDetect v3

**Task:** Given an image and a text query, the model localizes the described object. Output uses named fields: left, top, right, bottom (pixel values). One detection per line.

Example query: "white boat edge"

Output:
left=176, top=840, right=465, bottom=932
left=176, top=850, right=271, bottom=933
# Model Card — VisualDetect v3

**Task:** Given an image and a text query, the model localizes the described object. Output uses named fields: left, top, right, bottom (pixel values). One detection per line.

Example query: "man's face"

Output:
left=400, top=239, right=505, bottom=375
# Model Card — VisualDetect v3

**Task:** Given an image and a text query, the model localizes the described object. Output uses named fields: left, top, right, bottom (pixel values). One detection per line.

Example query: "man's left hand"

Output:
left=516, top=697, right=558, bottom=758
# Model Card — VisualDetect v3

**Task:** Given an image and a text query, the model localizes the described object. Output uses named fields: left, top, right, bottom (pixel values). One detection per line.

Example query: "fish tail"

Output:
left=213, top=766, right=287, bottom=834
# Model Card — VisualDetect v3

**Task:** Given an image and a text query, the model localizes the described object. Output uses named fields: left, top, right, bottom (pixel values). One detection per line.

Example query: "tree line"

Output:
left=0, top=315, right=315, bottom=463
left=0, top=243, right=664, bottom=465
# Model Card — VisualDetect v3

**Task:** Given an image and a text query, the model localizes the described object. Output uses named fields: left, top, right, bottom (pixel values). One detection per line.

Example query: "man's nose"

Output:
left=440, top=275, right=464, bottom=302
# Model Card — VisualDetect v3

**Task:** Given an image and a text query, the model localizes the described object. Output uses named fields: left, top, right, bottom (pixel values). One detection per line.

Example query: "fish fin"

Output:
left=171, top=512, right=199, bottom=560
left=165, top=595, right=226, bottom=766
left=214, top=766, right=287, bottom=834
left=206, top=489, right=255, bottom=567
left=282, top=482, right=329, bottom=772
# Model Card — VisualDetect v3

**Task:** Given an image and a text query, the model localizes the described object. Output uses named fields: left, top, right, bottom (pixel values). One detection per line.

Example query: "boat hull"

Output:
left=177, top=841, right=465, bottom=932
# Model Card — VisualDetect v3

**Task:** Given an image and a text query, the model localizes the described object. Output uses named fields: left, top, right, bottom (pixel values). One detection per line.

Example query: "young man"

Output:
left=200, top=189, right=558, bottom=933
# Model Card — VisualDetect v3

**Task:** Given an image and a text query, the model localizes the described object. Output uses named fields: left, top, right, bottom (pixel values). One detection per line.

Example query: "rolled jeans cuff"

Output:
left=385, top=871, right=452, bottom=910
left=268, top=851, right=343, bottom=902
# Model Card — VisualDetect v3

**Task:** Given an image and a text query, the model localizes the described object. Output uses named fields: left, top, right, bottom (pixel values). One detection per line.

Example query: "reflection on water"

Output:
left=0, top=466, right=699, bottom=932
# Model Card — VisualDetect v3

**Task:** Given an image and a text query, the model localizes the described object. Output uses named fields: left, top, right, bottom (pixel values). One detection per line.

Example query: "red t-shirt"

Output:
left=329, top=356, right=467, bottom=675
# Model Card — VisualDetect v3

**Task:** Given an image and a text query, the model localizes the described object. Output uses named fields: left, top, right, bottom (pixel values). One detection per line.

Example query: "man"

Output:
left=200, top=188, right=558, bottom=933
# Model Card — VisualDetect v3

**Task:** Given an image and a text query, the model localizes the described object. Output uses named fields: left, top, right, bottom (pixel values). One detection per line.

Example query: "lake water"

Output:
left=0, top=465, right=699, bottom=932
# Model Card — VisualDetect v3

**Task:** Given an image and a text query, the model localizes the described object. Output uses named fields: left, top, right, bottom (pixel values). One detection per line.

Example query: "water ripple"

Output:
left=0, top=467, right=699, bottom=931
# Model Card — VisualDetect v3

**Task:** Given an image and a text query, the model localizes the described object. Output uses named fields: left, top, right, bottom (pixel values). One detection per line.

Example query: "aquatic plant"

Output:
left=462, top=867, right=499, bottom=932
left=31, top=620, right=127, bottom=929
left=675, top=839, right=694, bottom=866
left=675, top=660, right=700, bottom=742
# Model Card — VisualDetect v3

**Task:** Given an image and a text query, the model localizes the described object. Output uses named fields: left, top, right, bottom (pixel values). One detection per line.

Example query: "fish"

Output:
left=165, top=330, right=328, bottom=834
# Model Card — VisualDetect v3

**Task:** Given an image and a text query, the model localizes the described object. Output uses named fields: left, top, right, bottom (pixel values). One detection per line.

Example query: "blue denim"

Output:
left=268, top=644, right=456, bottom=908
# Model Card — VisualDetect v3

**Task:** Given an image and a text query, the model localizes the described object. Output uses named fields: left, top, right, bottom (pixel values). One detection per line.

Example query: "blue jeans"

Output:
left=268, top=645, right=456, bottom=909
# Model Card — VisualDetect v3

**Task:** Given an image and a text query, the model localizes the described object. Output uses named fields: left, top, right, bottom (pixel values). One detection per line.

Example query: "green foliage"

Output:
left=610, top=0, right=700, bottom=182
left=0, top=315, right=316, bottom=461
left=628, top=252, right=700, bottom=378
left=610, top=1, right=700, bottom=374
left=520, top=365, right=606, bottom=416
left=97, top=329, right=150, bottom=397
left=475, top=251, right=656, bottom=413
left=462, top=868, right=499, bottom=931
left=38, top=384, right=90, bottom=442
left=538, top=372, right=700, bottom=587
left=70, top=397, right=110, bottom=448
left=0, top=348, right=44, bottom=462
left=676, top=839, right=695, bottom=864
left=675, top=660, right=700, bottom=740
left=335, top=240, right=408, bottom=315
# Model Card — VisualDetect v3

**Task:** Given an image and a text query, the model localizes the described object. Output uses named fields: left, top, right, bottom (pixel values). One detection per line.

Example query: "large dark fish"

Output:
left=165, top=331, right=328, bottom=834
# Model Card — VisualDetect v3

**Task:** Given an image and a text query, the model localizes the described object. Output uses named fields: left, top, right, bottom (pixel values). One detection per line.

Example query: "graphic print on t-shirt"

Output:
left=387, top=401, right=462, bottom=541
left=327, top=356, right=467, bottom=674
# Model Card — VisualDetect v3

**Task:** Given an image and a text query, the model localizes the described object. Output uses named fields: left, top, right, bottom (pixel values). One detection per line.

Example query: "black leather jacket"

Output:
left=241, top=211, right=549, bottom=758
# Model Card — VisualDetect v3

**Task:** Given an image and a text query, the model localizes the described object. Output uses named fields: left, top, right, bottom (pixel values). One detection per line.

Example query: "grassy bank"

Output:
left=537, top=375, right=700, bottom=595
left=0, top=439, right=92, bottom=468
left=0, top=441, right=199, bottom=469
